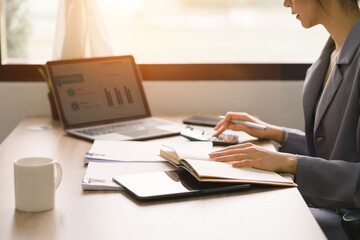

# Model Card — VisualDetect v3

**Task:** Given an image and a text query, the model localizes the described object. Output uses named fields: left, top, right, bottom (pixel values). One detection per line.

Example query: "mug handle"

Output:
left=55, top=162, right=62, bottom=189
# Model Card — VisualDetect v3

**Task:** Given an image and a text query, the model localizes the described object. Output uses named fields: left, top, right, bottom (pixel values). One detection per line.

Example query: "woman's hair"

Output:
left=317, top=0, right=359, bottom=15
left=339, top=0, right=360, bottom=7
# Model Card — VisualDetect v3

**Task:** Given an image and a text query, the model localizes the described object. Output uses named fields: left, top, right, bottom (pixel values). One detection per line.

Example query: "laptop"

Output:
left=46, top=55, right=184, bottom=141
left=113, top=169, right=250, bottom=201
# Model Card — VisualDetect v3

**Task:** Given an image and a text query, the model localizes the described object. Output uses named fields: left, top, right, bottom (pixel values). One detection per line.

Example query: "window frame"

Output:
left=0, top=21, right=310, bottom=82
left=0, top=61, right=310, bottom=82
left=0, top=0, right=312, bottom=82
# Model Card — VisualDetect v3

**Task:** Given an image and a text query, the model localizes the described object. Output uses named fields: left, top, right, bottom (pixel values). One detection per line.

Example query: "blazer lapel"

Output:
left=313, top=65, right=343, bottom=131
left=303, top=38, right=334, bottom=131
left=313, top=18, right=360, bottom=131
left=302, top=58, right=327, bottom=125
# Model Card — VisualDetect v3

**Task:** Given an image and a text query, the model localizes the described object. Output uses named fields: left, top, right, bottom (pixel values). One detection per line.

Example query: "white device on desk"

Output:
left=46, top=55, right=184, bottom=141
left=113, top=169, right=250, bottom=201
left=181, top=126, right=239, bottom=146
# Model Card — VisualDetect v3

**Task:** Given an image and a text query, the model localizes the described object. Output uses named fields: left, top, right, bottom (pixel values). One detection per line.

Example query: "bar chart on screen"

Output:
left=104, top=88, right=114, bottom=106
left=114, top=87, right=124, bottom=105
left=104, top=86, right=134, bottom=107
left=124, top=86, right=133, bottom=104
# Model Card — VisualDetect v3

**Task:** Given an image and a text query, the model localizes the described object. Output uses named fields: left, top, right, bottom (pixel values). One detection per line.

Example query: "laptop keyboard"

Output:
left=76, top=119, right=165, bottom=136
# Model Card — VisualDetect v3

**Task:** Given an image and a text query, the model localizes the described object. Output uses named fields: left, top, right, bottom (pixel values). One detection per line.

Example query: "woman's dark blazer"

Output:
left=281, top=19, right=360, bottom=210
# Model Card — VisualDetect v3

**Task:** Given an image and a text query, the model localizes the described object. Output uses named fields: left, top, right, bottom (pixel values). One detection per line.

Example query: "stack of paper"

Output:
left=82, top=162, right=176, bottom=190
left=82, top=140, right=177, bottom=190
left=84, top=140, right=166, bottom=164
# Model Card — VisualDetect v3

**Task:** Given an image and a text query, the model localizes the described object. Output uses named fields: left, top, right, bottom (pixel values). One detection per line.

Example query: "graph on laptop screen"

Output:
left=51, top=58, right=147, bottom=125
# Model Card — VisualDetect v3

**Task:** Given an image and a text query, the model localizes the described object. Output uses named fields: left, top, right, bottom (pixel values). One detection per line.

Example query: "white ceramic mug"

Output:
left=14, top=157, right=62, bottom=212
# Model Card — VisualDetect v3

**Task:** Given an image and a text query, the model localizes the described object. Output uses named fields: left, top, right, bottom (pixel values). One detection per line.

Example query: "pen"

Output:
left=38, top=66, right=51, bottom=92
left=219, top=116, right=267, bottom=130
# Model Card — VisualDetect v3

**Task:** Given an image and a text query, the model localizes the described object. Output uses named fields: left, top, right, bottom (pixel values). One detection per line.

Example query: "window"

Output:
left=0, top=0, right=329, bottom=81
left=100, top=0, right=328, bottom=63
left=1, top=0, right=57, bottom=62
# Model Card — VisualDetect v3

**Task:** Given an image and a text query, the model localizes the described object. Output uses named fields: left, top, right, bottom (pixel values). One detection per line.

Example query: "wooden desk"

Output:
left=0, top=116, right=326, bottom=240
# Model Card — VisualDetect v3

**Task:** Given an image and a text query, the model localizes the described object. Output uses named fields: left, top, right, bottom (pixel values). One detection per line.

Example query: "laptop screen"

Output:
left=47, top=56, right=151, bottom=128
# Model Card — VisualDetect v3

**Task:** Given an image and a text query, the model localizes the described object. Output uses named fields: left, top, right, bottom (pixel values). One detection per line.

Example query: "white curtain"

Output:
left=53, top=0, right=114, bottom=60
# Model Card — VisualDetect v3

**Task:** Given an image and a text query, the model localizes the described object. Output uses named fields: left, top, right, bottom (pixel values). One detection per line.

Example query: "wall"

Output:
left=0, top=82, right=51, bottom=143
left=0, top=80, right=304, bottom=143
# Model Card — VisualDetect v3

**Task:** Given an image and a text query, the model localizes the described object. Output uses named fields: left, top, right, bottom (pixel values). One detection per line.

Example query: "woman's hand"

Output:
left=214, top=112, right=283, bottom=143
left=208, top=142, right=297, bottom=174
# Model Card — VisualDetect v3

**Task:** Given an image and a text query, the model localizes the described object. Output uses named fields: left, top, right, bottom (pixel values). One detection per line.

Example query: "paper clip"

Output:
left=83, top=177, right=106, bottom=183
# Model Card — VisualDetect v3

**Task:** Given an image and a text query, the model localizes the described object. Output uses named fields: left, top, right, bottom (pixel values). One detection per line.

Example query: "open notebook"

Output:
left=160, top=142, right=297, bottom=187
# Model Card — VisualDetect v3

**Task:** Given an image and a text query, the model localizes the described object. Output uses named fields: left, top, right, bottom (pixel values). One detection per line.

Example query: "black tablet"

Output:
left=113, top=169, right=250, bottom=201
left=183, top=116, right=221, bottom=127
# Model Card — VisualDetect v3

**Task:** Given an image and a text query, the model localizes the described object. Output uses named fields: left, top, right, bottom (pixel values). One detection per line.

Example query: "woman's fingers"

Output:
left=214, top=119, right=226, bottom=131
left=213, top=124, right=226, bottom=137
left=232, top=160, right=255, bottom=168
left=213, top=112, right=273, bottom=140
left=214, top=112, right=240, bottom=135
left=209, top=143, right=257, bottom=163
left=209, top=143, right=254, bottom=155
left=208, top=135, right=297, bottom=173
left=213, top=153, right=248, bottom=162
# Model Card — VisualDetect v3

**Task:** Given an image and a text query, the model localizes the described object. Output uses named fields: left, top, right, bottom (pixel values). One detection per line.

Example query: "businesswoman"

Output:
left=209, top=0, right=360, bottom=239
